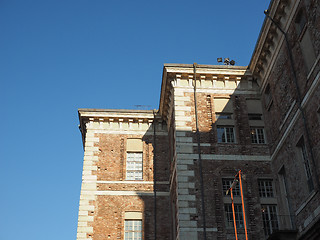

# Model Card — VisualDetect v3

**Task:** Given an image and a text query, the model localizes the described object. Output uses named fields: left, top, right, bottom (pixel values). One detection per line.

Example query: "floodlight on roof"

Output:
left=217, top=57, right=236, bottom=65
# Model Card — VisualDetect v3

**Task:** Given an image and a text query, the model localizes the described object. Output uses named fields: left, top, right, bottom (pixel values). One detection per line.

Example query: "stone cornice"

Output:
left=78, top=109, right=164, bottom=147
left=78, top=109, right=161, bottom=125
left=159, top=64, right=254, bottom=123
left=249, top=0, right=301, bottom=89
left=163, top=64, right=249, bottom=75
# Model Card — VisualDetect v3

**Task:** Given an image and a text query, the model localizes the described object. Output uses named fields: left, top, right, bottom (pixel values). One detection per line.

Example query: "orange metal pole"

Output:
left=239, top=170, right=248, bottom=240
left=231, top=189, right=238, bottom=240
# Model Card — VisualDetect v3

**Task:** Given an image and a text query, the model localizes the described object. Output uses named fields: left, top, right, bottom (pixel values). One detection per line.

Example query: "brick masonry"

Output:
left=77, top=1, right=320, bottom=239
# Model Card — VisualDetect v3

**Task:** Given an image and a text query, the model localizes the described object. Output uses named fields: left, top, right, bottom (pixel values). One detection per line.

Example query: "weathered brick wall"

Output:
left=184, top=90, right=272, bottom=239
left=187, top=92, right=270, bottom=156
left=255, top=0, right=320, bottom=238
left=92, top=195, right=171, bottom=240
left=262, top=0, right=320, bottom=154
left=90, top=130, right=171, bottom=240
left=199, top=160, right=274, bottom=240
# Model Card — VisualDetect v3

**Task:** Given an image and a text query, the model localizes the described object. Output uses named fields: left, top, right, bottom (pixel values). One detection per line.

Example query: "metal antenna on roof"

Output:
left=134, top=105, right=151, bottom=110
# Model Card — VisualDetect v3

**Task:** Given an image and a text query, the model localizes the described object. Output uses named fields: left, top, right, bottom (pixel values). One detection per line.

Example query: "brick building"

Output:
left=249, top=0, right=320, bottom=239
left=76, top=0, right=320, bottom=239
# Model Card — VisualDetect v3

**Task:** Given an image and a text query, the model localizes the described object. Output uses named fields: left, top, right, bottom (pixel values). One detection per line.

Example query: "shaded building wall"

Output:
left=250, top=0, right=320, bottom=239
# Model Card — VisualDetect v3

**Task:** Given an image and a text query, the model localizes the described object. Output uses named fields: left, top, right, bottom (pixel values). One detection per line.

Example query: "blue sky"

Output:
left=0, top=0, right=269, bottom=239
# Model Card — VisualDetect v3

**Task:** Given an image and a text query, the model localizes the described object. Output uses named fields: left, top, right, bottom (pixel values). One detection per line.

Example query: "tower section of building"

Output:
left=77, top=109, right=171, bottom=240
left=159, top=64, right=274, bottom=239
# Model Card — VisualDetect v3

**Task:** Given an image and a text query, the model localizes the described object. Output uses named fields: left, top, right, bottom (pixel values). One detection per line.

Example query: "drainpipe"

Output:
left=264, top=11, right=320, bottom=189
left=193, top=63, right=207, bottom=240
left=153, top=110, right=157, bottom=240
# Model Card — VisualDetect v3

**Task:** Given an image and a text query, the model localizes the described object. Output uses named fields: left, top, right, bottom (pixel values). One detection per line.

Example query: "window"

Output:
left=126, top=139, right=143, bottom=180
left=295, top=10, right=306, bottom=36
left=124, top=220, right=142, bottom=240
left=278, top=167, right=294, bottom=228
left=216, top=113, right=232, bottom=119
left=258, top=179, right=274, bottom=198
left=248, top=114, right=262, bottom=120
left=250, top=127, right=265, bottom=144
left=264, top=84, right=272, bottom=108
left=222, top=178, right=240, bottom=196
left=124, top=212, right=142, bottom=240
left=297, top=139, right=314, bottom=192
left=217, top=126, right=235, bottom=143
left=126, top=153, right=143, bottom=180
left=300, top=28, right=316, bottom=72
left=295, top=10, right=316, bottom=72
left=224, top=204, right=244, bottom=228
left=261, top=205, right=279, bottom=236
left=246, top=99, right=263, bottom=117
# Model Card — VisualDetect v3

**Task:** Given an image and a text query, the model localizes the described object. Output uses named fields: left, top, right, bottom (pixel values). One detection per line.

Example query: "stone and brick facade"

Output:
left=76, top=0, right=320, bottom=239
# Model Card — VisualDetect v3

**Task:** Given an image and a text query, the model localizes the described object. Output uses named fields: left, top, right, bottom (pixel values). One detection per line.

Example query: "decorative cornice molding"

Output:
left=250, top=0, right=300, bottom=86
left=159, top=65, right=255, bottom=122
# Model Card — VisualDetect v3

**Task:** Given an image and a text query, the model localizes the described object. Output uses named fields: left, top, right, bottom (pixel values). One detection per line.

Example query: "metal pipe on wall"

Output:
left=193, top=63, right=207, bottom=239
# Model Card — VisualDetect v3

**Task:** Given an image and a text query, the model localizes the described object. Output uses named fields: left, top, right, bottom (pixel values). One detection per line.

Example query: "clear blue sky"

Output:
left=0, top=1, right=269, bottom=239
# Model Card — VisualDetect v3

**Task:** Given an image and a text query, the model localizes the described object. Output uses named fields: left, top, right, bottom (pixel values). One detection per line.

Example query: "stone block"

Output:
left=179, top=220, right=197, bottom=228
left=179, top=207, right=197, bottom=214
left=78, top=211, right=89, bottom=216
left=176, top=137, right=193, bottom=143
left=77, top=226, right=94, bottom=233
left=178, top=213, right=190, bottom=220
left=78, top=216, right=94, bottom=222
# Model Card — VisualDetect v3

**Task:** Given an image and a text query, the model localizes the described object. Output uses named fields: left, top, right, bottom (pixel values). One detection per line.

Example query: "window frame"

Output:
left=224, top=204, right=244, bottom=228
left=297, top=139, right=314, bottom=192
left=261, top=204, right=279, bottom=236
left=215, top=112, right=233, bottom=120
left=248, top=113, right=262, bottom=120
left=295, top=9, right=307, bottom=37
left=264, top=84, right=273, bottom=109
left=258, top=179, right=274, bottom=198
left=222, top=178, right=241, bottom=197
left=124, top=219, right=142, bottom=240
left=250, top=127, right=266, bottom=144
left=217, top=126, right=235, bottom=143
left=126, top=152, right=143, bottom=181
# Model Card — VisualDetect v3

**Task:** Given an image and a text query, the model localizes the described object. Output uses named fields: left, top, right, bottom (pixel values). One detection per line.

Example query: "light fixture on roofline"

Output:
left=217, top=57, right=236, bottom=65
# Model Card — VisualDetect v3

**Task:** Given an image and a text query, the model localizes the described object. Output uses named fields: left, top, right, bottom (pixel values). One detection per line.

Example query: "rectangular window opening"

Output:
left=295, top=10, right=306, bottom=36
left=261, top=205, right=279, bottom=236
left=297, top=138, right=314, bottom=192
left=258, top=179, right=274, bottom=198
left=222, top=178, right=240, bottom=196
left=124, top=220, right=142, bottom=240
left=264, top=84, right=272, bottom=109
left=225, top=204, right=244, bottom=228
left=217, top=126, right=235, bottom=143
left=248, top=114, right=262, bottom=120
left=216, top=113, right=232, bottom=120
left=250, top=127, right=266, bottom=144
left=126, top=152, right=143, bottom=180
